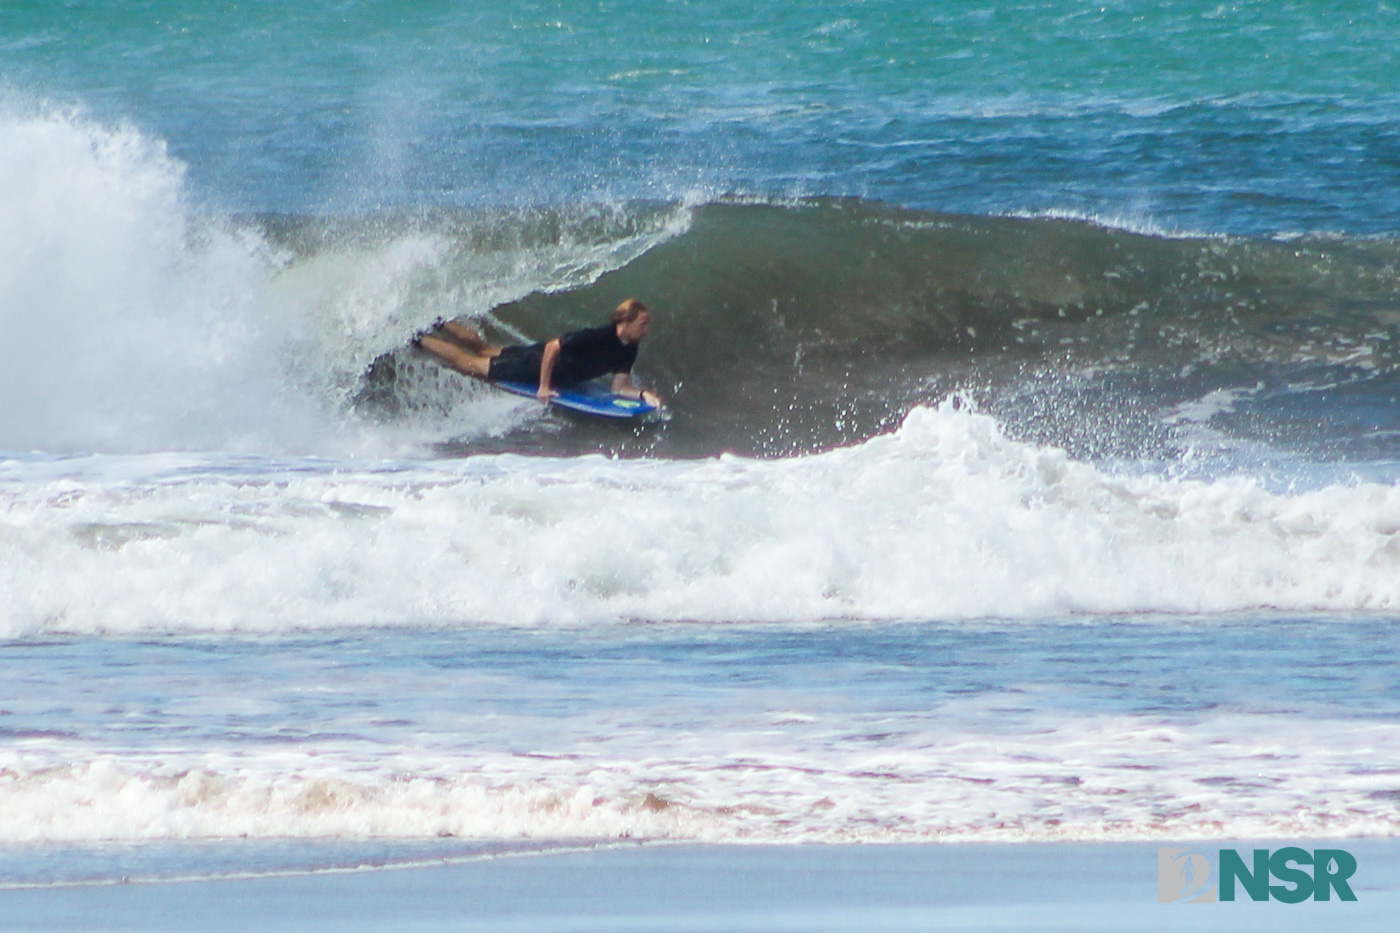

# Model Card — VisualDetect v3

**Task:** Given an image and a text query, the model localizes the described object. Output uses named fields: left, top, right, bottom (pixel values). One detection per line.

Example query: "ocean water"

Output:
left=3, top=0, right=1400, bottom=885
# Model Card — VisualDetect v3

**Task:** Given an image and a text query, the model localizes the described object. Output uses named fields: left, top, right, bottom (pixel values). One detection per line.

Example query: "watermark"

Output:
left=1159, top=847, right=1358, bottom=904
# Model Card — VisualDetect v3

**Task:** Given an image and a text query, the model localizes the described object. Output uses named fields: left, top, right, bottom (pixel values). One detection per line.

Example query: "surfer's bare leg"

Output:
left=440, top=321, right=502, bottom=357
left=417, top=335, right=492, bottom=379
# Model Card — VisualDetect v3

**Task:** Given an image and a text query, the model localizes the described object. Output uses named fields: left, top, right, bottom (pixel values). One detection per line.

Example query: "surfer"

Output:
left=415, top=299, right=662, bottom=406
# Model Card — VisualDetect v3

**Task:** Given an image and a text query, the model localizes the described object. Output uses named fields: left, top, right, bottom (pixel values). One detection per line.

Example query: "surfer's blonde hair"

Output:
left=611, top=298, right=649, bottom=324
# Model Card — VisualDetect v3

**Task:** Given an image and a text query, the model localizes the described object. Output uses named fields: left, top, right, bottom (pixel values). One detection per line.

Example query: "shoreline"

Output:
left=2, top=840, right=1396, bottom=932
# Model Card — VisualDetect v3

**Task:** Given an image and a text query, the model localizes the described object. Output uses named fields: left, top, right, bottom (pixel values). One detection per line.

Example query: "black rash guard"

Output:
left=487, top=324, right=638, bottom=387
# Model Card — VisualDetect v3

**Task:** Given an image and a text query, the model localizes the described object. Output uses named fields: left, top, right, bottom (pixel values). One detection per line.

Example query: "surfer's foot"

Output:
left=411, top=318, right=448, bottom=348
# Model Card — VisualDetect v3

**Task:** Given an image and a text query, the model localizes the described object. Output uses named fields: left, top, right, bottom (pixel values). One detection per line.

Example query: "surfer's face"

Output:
left=618, top=311, right=650, bottom=344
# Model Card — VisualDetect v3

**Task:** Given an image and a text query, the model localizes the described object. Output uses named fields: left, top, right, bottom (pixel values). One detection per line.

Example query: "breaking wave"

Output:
left=7, top=108, right=1400, bottom=465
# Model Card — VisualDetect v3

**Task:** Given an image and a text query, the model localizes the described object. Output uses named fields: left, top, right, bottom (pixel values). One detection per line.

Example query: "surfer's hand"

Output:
left=537, top=386, right=556, bottom=403
left=639, top=390, right=661, bottom=407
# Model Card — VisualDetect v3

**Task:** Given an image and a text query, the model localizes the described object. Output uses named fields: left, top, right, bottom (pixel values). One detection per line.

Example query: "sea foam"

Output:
left=2, top=703, right=1395, bottom=845
left=5, top=401, right=1400, bottom=636
left=0, top=108, right=691, bottom=457
left=0, top=108, right=322, bottom=454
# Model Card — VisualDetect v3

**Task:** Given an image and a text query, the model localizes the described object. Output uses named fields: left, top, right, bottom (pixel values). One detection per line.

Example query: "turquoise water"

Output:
left=7, top=2, right=1400, bottom=229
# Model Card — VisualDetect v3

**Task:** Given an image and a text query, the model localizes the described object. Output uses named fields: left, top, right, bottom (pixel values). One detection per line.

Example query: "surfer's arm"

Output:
left=536, top=339, right=561, bottom=401
left=611, top=372, right=661, bottom=406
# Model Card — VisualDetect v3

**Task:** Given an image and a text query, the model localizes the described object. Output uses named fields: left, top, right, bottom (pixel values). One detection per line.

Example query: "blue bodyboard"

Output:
left=494, top=380, right=658, bottom=419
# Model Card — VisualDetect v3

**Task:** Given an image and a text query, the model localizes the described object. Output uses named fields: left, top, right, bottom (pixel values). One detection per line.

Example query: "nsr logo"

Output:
left=1159, top=847, right=1358, bottom=904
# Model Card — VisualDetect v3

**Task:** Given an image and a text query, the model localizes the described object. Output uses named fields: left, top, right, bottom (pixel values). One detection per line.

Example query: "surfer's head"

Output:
left=612, top=298, right=650, bottom=343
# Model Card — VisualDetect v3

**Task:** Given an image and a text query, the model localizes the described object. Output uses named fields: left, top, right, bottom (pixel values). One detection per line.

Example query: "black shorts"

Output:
left=487, top=345, right=544, bottom=385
